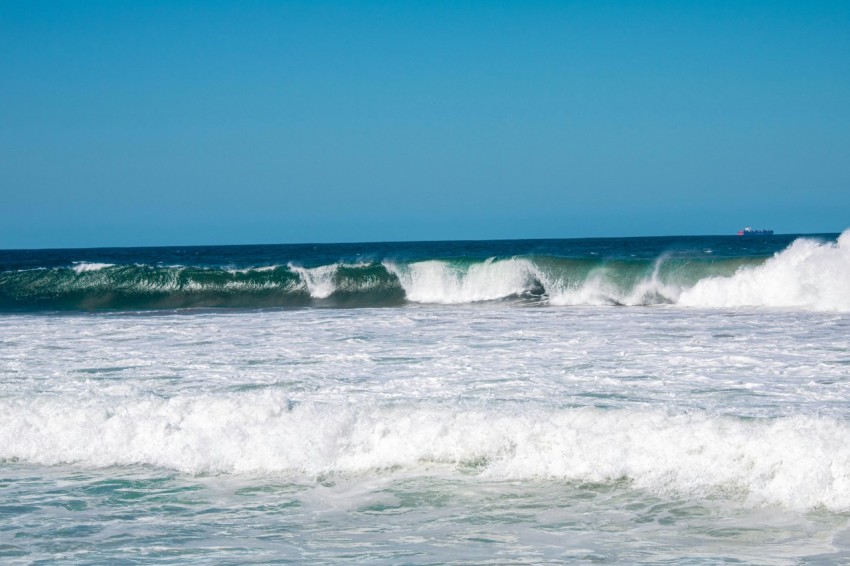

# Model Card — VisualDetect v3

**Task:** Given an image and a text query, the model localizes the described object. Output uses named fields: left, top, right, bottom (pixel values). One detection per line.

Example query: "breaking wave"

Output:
left=678, top=230, right=850, bottom=311
left=0, top=232, right=847, bottom=311
left=2, top=392, right=849, bottom=510
left=385, top=258, right=544, bottom=303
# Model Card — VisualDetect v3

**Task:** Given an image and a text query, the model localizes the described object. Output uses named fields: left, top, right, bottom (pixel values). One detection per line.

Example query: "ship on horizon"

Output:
left=737, top=227, right=774, bottom=236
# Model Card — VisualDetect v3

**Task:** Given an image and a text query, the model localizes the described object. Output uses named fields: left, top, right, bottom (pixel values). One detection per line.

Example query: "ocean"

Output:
left=1, top=231, right=849, bottom=563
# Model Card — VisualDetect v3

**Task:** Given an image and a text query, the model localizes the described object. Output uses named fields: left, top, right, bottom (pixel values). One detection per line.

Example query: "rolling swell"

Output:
left=0, top=232, right=847, bottom=311
left=0, top=257, right=741, bottom=311
left=0, top=263, right=404, bottom=311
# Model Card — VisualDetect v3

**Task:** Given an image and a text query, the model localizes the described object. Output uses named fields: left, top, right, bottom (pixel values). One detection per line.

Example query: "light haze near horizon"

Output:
left=2, top=1, right=848, bottom=249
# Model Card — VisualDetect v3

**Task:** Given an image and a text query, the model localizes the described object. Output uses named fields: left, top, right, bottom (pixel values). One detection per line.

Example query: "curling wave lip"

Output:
left=0, top=231, right=847, bottom=311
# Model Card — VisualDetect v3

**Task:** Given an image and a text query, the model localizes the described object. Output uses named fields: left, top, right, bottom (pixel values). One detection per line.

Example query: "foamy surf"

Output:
left=2, top=266, right=849, bottom=563
left=2, top=393, right=848, bottom=511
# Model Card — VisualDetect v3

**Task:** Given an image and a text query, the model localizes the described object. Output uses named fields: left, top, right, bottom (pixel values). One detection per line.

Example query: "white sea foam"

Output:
left=385, top=258, right=541, bottom=303
left=226, top=265, right=280, bottom=274
left=1, top=394, right=848, bottom=510
left=288, top=262, right=375, bottom=298
left=679, top=230, right=850, bottom=311
left=545, top=232, right=850, bottom=310
left=547, top=256, right=682, bottom=306
left=287, top=264, right=338, bottom=298
left=71, top=262, right=115, bottom=274
left=544, top=269, right=623, bottom=306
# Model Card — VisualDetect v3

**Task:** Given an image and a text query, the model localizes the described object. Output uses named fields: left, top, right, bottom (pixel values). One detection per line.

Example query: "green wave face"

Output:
left=532, top=256, right=758, bottom=305
left=0, top=265, right=309, bottom=310
left=0, top=256, right=759, bottom=311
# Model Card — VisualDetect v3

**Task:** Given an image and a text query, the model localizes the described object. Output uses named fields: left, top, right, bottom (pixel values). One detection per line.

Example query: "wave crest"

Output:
left=679, top=231, right=850, bottom=310
left=386, top=258, right=544, bottom=303
left=2, top=393, right=849, bottom=510
left=1, top=231, right=848, bottom=311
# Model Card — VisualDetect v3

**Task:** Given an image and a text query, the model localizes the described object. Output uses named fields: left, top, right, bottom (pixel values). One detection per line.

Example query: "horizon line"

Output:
left=2, top=230, right=845, bottom=253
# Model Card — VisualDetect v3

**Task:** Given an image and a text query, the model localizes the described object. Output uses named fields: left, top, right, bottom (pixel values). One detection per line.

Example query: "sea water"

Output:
left=1, top=232, right=849, bottom=563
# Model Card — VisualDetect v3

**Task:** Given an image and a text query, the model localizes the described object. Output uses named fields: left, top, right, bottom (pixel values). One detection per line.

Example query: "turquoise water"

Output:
left=5, top=466, right=849, bottom=563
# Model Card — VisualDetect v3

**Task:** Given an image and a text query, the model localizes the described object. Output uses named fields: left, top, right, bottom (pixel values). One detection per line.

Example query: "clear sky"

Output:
left=2, top=1, right=849, bottom=248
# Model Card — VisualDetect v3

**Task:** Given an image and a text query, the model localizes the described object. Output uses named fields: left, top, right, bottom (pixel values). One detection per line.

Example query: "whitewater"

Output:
left=1, top=232, right=849, bottom=563
left=2, top=231, right=849, bottom=312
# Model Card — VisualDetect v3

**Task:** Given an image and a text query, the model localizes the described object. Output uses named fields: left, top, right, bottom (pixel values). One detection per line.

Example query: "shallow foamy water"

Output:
left=1, top=305, right=849, bottom=562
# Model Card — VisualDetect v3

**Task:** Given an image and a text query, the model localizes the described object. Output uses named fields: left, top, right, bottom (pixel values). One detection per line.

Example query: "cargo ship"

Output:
left=737, top=227, right=774, bottom=236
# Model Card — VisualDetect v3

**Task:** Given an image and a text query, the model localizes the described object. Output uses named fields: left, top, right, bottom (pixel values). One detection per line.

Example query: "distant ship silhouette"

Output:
left=737, top=227, right=774, bottom=236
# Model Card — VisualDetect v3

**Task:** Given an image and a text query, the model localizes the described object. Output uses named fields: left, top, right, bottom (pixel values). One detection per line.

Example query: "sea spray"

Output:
left=0, top=231, right=846, bottom=310
left=384, top=257, right=544, bottom=303
left=679, top=230, right=850, bottom=310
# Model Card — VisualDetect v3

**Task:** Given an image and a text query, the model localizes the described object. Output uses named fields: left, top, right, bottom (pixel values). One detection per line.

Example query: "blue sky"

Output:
left=2, top=1, right=849, bottom=248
